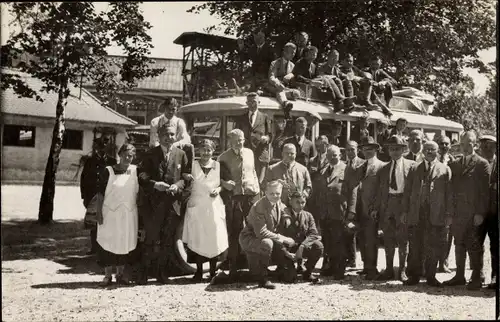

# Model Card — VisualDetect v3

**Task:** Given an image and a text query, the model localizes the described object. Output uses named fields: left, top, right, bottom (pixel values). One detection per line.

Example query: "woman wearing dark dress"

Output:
left=96, top=144, right=139, bottom=286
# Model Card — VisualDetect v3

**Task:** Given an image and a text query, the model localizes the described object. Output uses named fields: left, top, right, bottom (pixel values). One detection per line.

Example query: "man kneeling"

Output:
left=239, top=180, right=296, bottom=289
left=278, top=190, right=323, bottom=284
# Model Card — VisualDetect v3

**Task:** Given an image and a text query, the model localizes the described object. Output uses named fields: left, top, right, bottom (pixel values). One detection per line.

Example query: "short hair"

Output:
left=423, top=141, right=439, bottom=150
left=246, top=92, right=259, bottom=99
left=327, top=144, right=341, bottom=154
left=409, top=129, right=424, bottom=139
left=118, top=143, right=136, bottom=155
left=346, top=140, right=358, bottom=148
left=296, top=31, right=309, bottom=38
left=284, top=42, right=297, bottom=51
left=396, top=117, right=408, bottom=124
left=342, top=53, right=353, bottom=61
left=460, top=130, right=477, bottom=143
left=304, top=46, right=318, bottom=55
left=198, top=139, right=216, bottom=151
left=329, top=49, right=339, bottom=56
left=437, top=135, right=451, bottom=144
left=228, top=129, right=245, bottom=139
left=162, top=97, right=178, bottom=109
left=266, top=180, right=283, bottom=190
left=289, top=190, right=306, bottom=200
left=377, top=118, right=390, bottom=126
left=295, top=117, right=307, bottom=124
left=282, top=143, right=297, bottom=152
left=316, top=135, right=329, bottom=144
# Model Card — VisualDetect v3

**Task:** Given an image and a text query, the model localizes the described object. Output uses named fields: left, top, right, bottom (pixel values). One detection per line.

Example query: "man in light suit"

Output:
left=137, top=124, right=189, bottom=284
left=351, top=137, right=386, bottom=280
left=239, top=180, right=296, bottom=289
left=404, top=130, right=425, bottom=163
left=283, top=117, right=316, bottom=168
left=402, top=141, right=453, bottom=287
left=375, top=136, right=417, bottom=281
left=443, top=131, right=490, bottom=290
left=318, top=145, right=349, bottom=279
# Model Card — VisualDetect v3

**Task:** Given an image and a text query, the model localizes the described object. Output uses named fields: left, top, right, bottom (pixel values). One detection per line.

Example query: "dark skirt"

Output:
left=185, top=245, right=228, bottom=264
left=97, top=242, right=134, bottom=267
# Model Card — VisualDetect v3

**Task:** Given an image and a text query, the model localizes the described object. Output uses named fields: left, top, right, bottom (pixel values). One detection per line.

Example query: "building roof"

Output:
left=173, top=32, right=238, bottom=53
left=1, top=69, right=137, bottom=128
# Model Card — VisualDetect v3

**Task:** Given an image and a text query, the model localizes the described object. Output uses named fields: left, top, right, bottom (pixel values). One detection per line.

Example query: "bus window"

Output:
left=186, top=116, right=224, bottom=156
left=423, top=129, right=441, bottom=142
left=319, top=120, right=347, bottom=147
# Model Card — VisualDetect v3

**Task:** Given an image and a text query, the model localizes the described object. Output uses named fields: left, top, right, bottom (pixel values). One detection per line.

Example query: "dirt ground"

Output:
left=1, top=184, right=497, bottom=321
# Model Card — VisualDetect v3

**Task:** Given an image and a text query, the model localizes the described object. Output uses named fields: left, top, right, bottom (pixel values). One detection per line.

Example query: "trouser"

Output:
left=345, top=230, right=356, bottom=265
left=90, top=226, right=98, bottom=251
left=242, top=238, right=283, bottom=282
left=453, top=218, right=484, bottom=281
left=438, top=226, right=453, bottom=268
left=479, top=212, right=499, bottom=280
left=359, top=214, right=379, bottom=273
left=373, top=82, right=394, bottom=106
left=321, top=219, right=347, bottom=275
left=227, top=194, right=259, bottom=272
left=407, top=205, right=447, bottom=279
left=381, top=194, right=408, bottom=272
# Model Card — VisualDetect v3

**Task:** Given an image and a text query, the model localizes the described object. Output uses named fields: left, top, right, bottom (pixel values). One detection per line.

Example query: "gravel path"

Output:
left=1, top=185, right=497, bottom=321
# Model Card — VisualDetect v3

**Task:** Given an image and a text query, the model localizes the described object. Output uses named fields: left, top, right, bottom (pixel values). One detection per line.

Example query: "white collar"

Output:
left=425, top=158, right=437, bottom=167
left=161, top=144, right=172, bottom=154
left=393, top=157, right=403, bottom=165
left=367, top=156, right=378, bottom=165
left=296, top=135, right=305, bottom=141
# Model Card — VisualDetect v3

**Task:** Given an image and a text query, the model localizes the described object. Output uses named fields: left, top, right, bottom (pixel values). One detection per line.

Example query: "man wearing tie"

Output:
left=404, top=130, right=425, bottom=163
left=283, top=117, right=316, bottom=168
left=436, top=135, right=456, bottom=273
left=443, top=131, right=490, bottom=290
left=239, top=180, right=296, bottom=289
left=402, top=141, right=453, bottom=287
left=375, top=136, right=417, bottom=282
left=309, top=135, right=329, bottom=231
left=292, top=31, right=310, bottom=63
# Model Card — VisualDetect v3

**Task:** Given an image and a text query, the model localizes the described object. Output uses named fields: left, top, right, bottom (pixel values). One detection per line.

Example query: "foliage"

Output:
left=188, top=0, right=496, bottom=100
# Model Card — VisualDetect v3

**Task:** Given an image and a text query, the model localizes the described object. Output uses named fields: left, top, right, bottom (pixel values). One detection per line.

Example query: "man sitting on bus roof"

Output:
left=291, top=46, right=318, bottom=85
left=149, top=97, right=191, bottom=149
left=366, top=56, right=398, bottom=108
left=268, top=42, right=302, bottom=119
left=292, top=31, right=310, bottom=63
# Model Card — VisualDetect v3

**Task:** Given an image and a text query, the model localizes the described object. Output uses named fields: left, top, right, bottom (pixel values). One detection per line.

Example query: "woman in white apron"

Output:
left=96, top=143, right=139, bottom=286
left=182, top=139, right=228, bottom=282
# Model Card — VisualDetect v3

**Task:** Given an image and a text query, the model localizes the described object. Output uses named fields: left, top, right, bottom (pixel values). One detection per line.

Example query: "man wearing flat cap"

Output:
left=137, top=123, right=190, bottom=284
left=478, top=134, right=497, bottom=289
left=283, top=117, right=316, bottom=168
left=348, top=136, right=386, bottom=280
left=375, top=136, right=417, bottom=282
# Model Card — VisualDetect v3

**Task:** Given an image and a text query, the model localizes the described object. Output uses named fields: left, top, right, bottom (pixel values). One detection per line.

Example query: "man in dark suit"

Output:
left=478, top=134, right=497, bottom=289
left=404, top=130, right=425, bottom=163
left=343, top=141, right=366, bottom=269
left=239, top=180, right=296, bottom=289
left=402, top=141, right=453, bottom=287
left=317, top=49, right=354, bottom=111
left=376, top=119, right=392, bottom=162
left=389, top=118, right=408, bottom=142
left=283, top=117, right=316, bottom=168
left=238, top=30, right=277, bottom=91
left=318, top=145, right=349, bottom=279
left=443, top=131, right=490, bottom=290
left=80, top=135, right=117, bottom=255
left=349, top=137, right=386, bottom=280
left=436, top=135, right=456, bottom=273
left=292, top=46, right=318, bottom=84
left=137, top=124, right=189, bottom=284
left=292, top=31, right=310, bottom=63
left=375, top=136, right=417, bottom=281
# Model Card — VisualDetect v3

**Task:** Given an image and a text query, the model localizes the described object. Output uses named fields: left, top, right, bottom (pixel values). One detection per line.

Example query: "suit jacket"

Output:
left=438, top=152, right=456, bottom=166
left=269, top=57, right=295, bottom=88
left=283, top=136, right=316, bottom=167
left=138, top=145, right=188, bottom=216
left=366, top=68, right=397, bottom=85
left=449, top=154, right=490, bottom=230
left=317, top=161, right=348, bottom=221
left=339, top=65, right=365, bottom=81
left=317, top=62, right=343, bottom=78
left=376, top=158, right=417, bottom=221
left=350, top=157, right=386, bottom=217
left=241, top=42, right=277, bottom=78
left=309, top=152, right=328, bottom=178
left=293, top=45, right=308, bottom=63
left=239, top=196, right=287, bottom=251
left=265, top=161, right=312, bottom=205
left=343, top=156, right=366, bottom=214
left=234, top=109, right=273, bottom=148
left=278, top=208, right=320, bottom=249
left=292, top=58, right=317, bottom=82
left=403, top=161, right=453, bottom=226
left=489, top=155, right=497, bottom=213
left=404, top=150, right=424, bottom=163
left=80, top=153, right=117, bottom=207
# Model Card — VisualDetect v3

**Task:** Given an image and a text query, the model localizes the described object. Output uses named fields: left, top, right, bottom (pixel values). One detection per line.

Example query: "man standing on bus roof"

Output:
left=149, top=97, right=191, bottom=149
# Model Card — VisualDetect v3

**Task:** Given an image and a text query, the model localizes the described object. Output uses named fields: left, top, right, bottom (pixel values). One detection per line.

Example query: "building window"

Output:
left=62, top=129, right=83, bottom=150
left=129, top=115, right=146, bottom=125
left=3, top=125, right=36, bottom=147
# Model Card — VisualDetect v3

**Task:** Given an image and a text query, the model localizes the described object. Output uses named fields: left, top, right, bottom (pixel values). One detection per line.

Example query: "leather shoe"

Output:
left=100, top=276, right=113, bottom=287
left=303, top=272, right=322, bottom=284
left=426, top=277, right=443, bottom=288
left=192, top=272, right=203, bottom=283
left=258, top=280, right=276, bottom=290
left=115, top=274, right=130, bottom=285
left=377, top=269, right=395, bottom=281
left=443, top=275, right=466, bottom=286
left=403, top=276, right=420, bottom=286
left=283, top=102, right=294, bottom=120
left=466, top=278, right=482, bottom=291
left=487, top=276, right=497, bottom=289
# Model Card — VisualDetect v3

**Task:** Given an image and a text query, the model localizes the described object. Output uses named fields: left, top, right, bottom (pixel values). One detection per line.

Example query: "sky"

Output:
left=1, top=2, right=496, bottom=94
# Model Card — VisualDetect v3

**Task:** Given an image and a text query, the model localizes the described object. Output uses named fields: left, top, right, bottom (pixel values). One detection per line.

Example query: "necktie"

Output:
left=439, top=154, right=444, bottom=163
left=326, top=165, right=333, bottom=178
left=411, top=153, right=416, bottom=161
left=347, top=159, right=352, bottom=168
left=390, top=160, right=398, bottom=190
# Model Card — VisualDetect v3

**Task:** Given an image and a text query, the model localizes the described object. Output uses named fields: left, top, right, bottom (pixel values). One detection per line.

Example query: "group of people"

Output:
left=80, top=94, right=497, bottom=292
left=236, top=29, right=396, bottom=119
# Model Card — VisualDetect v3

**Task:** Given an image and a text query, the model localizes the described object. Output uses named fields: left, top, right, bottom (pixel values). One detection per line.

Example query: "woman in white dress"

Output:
left=182, top=139, right=229, bottom=282
left=96, top=143, right=139, bottom=286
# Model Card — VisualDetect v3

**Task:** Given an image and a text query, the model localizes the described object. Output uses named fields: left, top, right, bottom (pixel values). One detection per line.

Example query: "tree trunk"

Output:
left=38, top=77, right=69, bottom=225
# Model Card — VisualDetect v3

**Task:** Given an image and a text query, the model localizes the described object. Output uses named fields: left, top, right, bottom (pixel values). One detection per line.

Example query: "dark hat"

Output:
left=384, top=135, right=407, bottom=147
left=359, top=136, right=380, bottom=149
left=395, top=117, right=408, bottom=124
left=479, top=134, right=496, bottom=143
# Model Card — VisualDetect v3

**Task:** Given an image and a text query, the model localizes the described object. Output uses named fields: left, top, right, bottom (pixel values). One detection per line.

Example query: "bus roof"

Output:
left=178, top=96, right=464, bottom=132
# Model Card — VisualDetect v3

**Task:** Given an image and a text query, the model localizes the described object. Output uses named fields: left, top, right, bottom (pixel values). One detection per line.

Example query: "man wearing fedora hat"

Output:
left=478, top=134, right=497, bottom=289
left=375, top=135, right=417, bottom=282
left=350, top=136, right=386, bottom=280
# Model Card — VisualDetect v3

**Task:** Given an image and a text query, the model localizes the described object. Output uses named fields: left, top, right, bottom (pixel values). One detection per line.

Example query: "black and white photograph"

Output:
left=0, top=1, right=497, bottom=320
